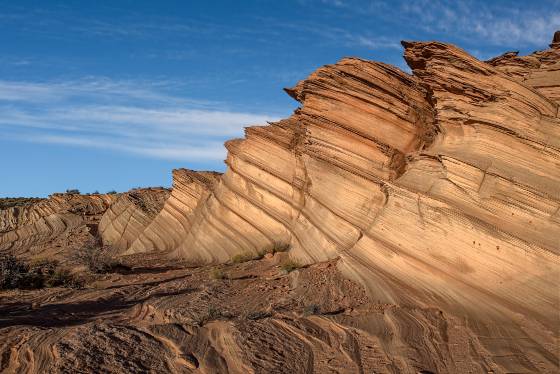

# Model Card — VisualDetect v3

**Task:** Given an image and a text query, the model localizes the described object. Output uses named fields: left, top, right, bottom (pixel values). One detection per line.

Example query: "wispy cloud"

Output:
left=299, top=0, right=558, bottom=50
left=398, top=0, right=559, bottom=47
left=0, top=78, right=280, bottom=161
left=260, top=19, right=402, bottom=51
left=0, top=78, right=213, bottom=106
left=0, top=57, right=32, bottom=66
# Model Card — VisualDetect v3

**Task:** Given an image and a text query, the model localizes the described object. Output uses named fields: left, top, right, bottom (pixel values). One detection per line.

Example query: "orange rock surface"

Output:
left=1, top=34, right=559, bottom=373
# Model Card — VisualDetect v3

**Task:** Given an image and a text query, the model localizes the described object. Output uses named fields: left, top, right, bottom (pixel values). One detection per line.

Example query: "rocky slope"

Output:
left=98, top=188, right=170, bottom=254
left=120, top=35, right=559, bottom=320
left=1, top=34, right=559, bottom=373
left=124, top=169, right=221, bottom=255
left=0, top=193, right=118, bottom=263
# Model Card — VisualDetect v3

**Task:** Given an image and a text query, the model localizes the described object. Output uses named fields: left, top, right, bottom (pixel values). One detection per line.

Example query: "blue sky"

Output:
left=1, top=0, right=558, bottom=197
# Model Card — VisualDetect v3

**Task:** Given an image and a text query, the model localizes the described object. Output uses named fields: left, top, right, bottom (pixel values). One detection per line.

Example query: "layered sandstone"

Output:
left=1, top=34, right=559, bottom=373
left=0, top=193, right=118, bottom=261
left=139, top=41, right=558, bottom=319
left=124, top=169, right=220, bottom=254
left=81, top=35, right=558, bottom=371
left=487, top=36, right=560, bottom=105
left=98, top=188, right=170, bottom=253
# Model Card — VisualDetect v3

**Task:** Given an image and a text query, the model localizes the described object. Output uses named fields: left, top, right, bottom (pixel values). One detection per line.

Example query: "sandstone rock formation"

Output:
left=1, top=33, right=559, bottom=373
left=98, top=188, right=170, bottom=253
left=0, top=193, right=118, bottom=262
left=119, top=36, right=559, bottom=315
left=87, top=34, right=558, bottom=372
left=124, top=169, right=220, bottom=255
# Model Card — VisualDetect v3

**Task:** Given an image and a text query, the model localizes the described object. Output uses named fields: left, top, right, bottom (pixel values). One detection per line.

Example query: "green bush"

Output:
left=232, top=243, right=292, bottom=264
left=194, top=306, right=223, bottom=326
left=45, top=268, right=82, bottom=288
left=86, top=254, right=130, bottom=274
left=257, top=243, right=291, bottom=258
left=0, top=255, right=29, bottom=289
left=273, top=243, right=291, bottom=253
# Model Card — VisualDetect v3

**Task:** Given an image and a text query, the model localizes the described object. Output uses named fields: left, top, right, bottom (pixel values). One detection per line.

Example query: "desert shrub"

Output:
left=0, top=255, right=29, bottom=289
left=207, top=306, right=221, bottom=319
left=303, top=304, right=320, bottom=316
left=65, top=189, right=80, bottom=195
left=231, top=252, right=257, bottom=264
left=0, top=197, right=43, bottom=209
left=273, top=243, right=291, bottom=253
left=280, top=259, right=302, bottom=273
left=107, top=190, right=117, bottom=194
left=194, top=306, right=223, bottom=326
left=255, top=249, right=268, bottom=258
left=210, top=268, right=227, bottom=280
left=256, top=243, right=291, bottom=258
left=0, top=256, right=83, bottom=290
left=45, top=268, right=83, bottom=288
left=231, top=243, right=292, bottom=264
left=87, top=254, right=130, bottom=274
left=246, top=311, right=272, bottom=320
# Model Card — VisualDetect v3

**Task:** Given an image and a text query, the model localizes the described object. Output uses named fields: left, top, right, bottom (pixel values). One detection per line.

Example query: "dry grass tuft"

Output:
left=280, top=259, right=302, bottom=273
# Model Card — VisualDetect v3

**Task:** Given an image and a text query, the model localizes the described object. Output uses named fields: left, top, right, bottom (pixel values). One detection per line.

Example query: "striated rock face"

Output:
left=125, top=169, right=220, bottom=255
left=486, top=42, right=560, bottom=105
left=155, top=42, right=558, bottom=314
left=88, top=36, right=559, bottom=371
left=1, top=34, right=559, bottom=373
left=98, top=188, right=170, bottom=253
left=0, top=193, right=118, bottom=261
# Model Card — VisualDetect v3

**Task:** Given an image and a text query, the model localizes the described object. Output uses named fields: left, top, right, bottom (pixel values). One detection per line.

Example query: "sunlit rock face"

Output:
left=98, top=188, right=170, bottom=253
left=124, top=169, right=221, bottom=255
left=1, top=34, right=558, bottom=373
left=97, top=36, right=558, bottom=370
left=111, top=38, right=559, bottom=322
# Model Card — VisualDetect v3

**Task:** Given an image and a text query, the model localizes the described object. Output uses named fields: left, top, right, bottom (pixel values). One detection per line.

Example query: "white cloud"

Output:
left=268, top=20, right=402, bottom=51
left=301, top=0, right=558, bottom=49
left=0, top=78, right=280, bottom=161
left=398, top=0, right=560, bottom=47
left=0, top=78, right=213, bottom=106
left=13, top=133, right=229, bottom=161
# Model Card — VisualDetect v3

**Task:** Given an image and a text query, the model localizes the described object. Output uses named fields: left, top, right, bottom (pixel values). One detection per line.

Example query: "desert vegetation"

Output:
left=0, top=197, right=44, bottom=209
left=0, top=255, right=83, bottom=290
left=280, top=259, right=302, bottom=273
left=231, top=243, right=291, bottom=264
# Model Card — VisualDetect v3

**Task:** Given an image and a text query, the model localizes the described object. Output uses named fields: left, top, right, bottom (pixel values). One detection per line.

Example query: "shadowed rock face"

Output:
left=1, top=35, right=559, bottom=373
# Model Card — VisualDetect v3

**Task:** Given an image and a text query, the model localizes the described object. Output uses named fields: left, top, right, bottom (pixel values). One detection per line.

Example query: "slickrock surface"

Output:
left=125, top=169, right=220, bottom=255
left=99, top=188, right=170, bottom=254
left=0, top=193, right=118, bottom=263
left=487, top=36, right=560, bottom=104
left=1, top=34, right=559, bottom=373
left=0, top=255, right=439, bottom=373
